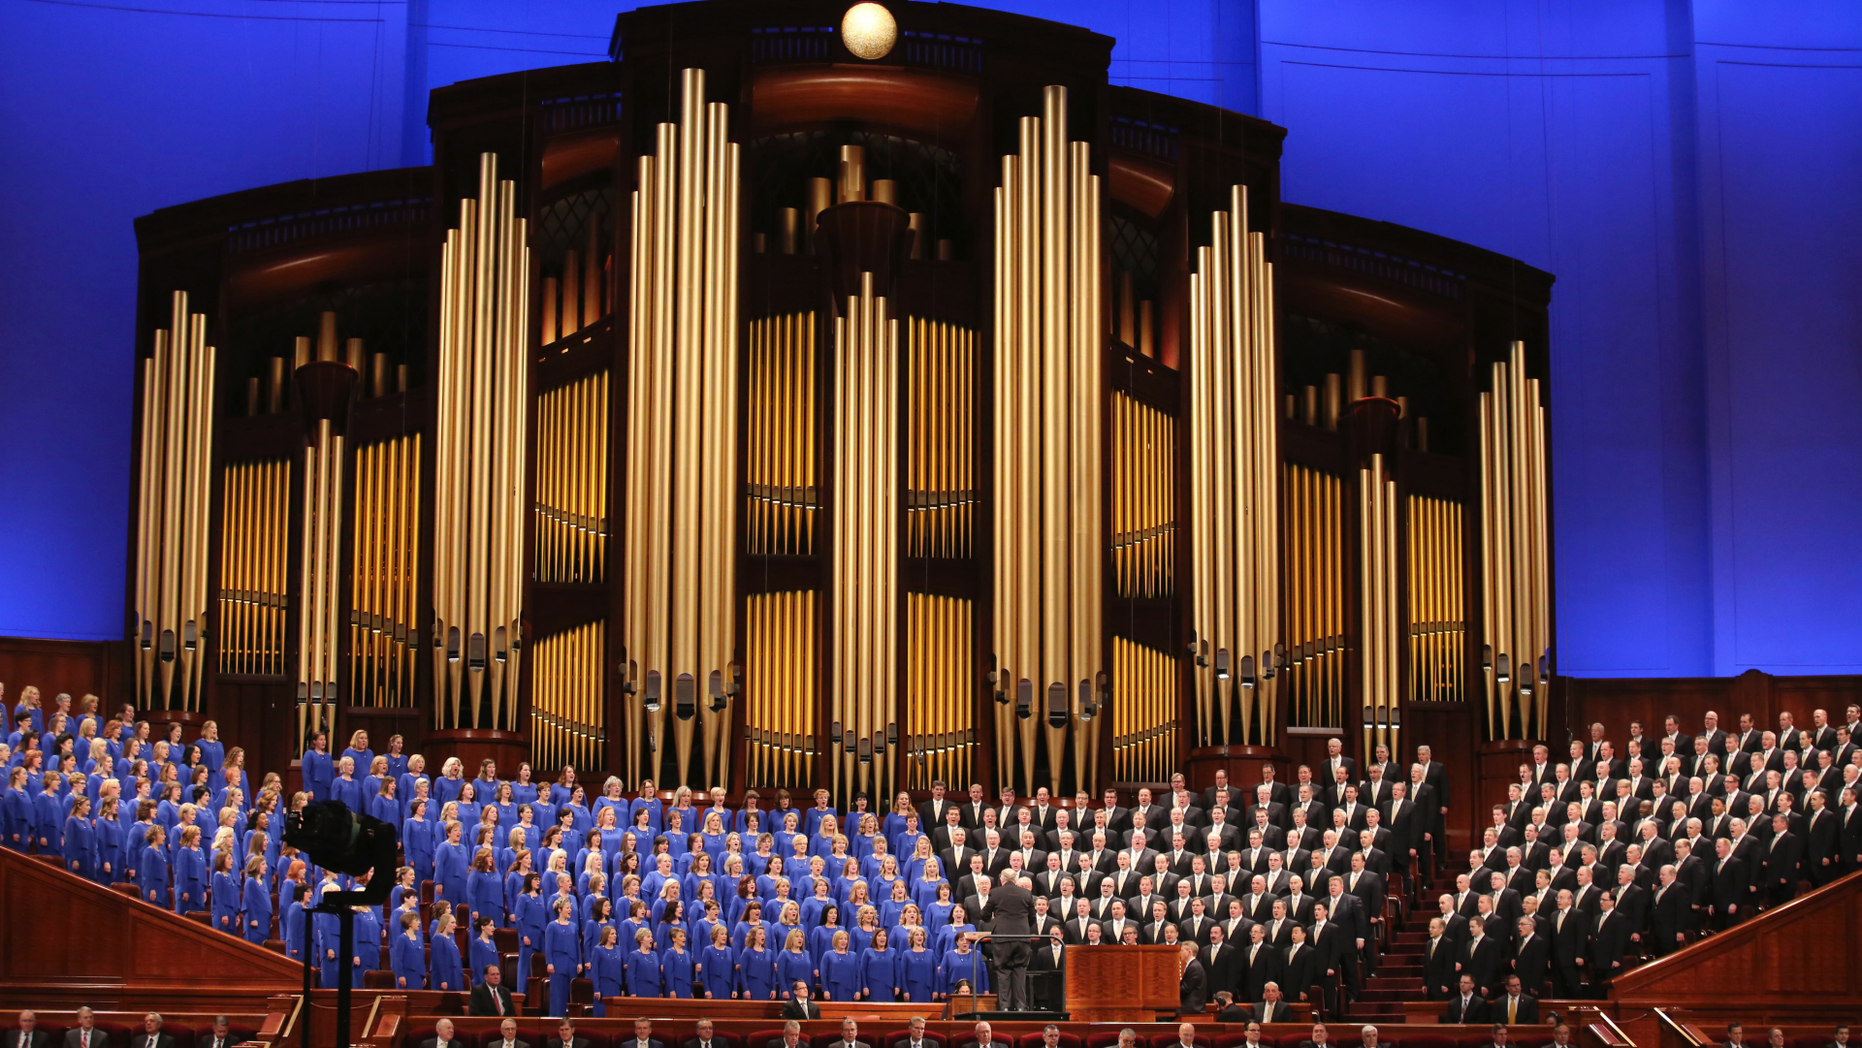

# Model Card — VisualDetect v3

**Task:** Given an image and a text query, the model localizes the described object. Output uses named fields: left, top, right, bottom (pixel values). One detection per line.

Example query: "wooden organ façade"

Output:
left=123, top=0, right=1555, bottom=805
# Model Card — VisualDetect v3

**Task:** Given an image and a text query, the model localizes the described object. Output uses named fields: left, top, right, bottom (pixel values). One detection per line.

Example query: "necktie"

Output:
left=494, top=989, right=503, bottom=1014
left=1509, top=997, right=1518, bottom=1024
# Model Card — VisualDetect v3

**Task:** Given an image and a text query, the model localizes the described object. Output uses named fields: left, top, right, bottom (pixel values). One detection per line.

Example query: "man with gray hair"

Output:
left=61, top=1010, right=97, bottom=1048
left=196, top=1017, right=232, bottom=1048
left=131, top=1014, right=172, bottom=1048
left=419, top=1018, right=463, bottom=1048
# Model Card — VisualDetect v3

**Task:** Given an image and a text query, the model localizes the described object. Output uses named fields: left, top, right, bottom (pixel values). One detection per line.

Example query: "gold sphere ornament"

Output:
left=841, top=2, right=898, bottom=60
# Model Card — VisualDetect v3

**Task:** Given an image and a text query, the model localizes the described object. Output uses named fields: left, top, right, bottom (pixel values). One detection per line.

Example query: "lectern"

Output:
left=1064, top=944, right=1181, bottom=1022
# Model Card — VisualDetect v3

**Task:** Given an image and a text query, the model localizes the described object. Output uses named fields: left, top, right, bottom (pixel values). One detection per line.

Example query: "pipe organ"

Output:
left=534, top=373, right=608, bottom=584
left=1480, top=341, right=1551, bottom=740
left=992, top=85, right=1105, bottom=796
left=1187, top=187, right=1282, bottom=747
left=623, top=68, right=741, bottom=790
left=349, top=435, right=421, bottom=708
left=216, top=459, right=288, bottom=677
left=126, top=0, right=1555, bottom=802
left=134, top=292, right=216, bottom=713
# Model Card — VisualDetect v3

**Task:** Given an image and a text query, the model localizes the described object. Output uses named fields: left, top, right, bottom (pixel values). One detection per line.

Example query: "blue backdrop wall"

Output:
left=1, top=0, right=1855, bottom=677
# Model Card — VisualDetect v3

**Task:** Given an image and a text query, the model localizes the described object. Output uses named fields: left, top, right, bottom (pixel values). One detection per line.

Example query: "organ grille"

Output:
left=1111, top=392, right=1174, bottom=598
left=745, top=590, right=817, bottom=788
left=349, top=435, right=421, bottom=707
left=906, top=319, right=975, bottom=559
left=906, top=593, right=974, bottom=789
left=216, top=458, right=289, bottom=677
left=746, top=312, right=817, bottom=556
left=531, top=620, right=607, bottom=774
left=1407, top=495, right=1465, bottom=704
left=1113, top=638, right=1175, bottom=784
left=1283, top=464, right=1345, bottom=728
left=1359, top=452, right=1400, bottom=756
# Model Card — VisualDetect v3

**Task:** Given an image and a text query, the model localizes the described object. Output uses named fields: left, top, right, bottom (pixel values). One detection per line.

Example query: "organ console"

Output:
left=120, top=0, right=1554, bottom=809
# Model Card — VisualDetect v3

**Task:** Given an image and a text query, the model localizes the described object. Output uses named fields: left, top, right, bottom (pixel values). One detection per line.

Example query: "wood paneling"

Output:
left=0, top=636, right=127, bottom=713
left=1064, top=944, right=1180, bottom=1022
left=0, top=846, right=301, bottom=1012
left=1558, top=670, right=1862, bottom=744
left=1611, top=870, right=1862, bottom=1011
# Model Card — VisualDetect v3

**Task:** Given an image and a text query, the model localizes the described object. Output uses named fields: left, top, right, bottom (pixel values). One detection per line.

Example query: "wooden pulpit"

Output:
left=1063, top=944, right=1181, bottom=1022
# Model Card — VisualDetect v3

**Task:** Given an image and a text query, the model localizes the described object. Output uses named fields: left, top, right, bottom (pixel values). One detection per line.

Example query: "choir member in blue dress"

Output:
left=238, top=855, right=273, bottom=944
left=809, top=815, right=843, bottom=863
left=935, top=903, right=973, bottom=955
left=391, top=912, right=426, bottom=989
left=624, top=926, right=663, bottom=998
left=430, top=912, right=465, bottom=992
left=898, top=927, right=937, bottom=1003
left=349, top=903, right=382, bottom=988
left=210, top=850, right=243, bottom=934
left=510, top=763, right=540, bottom=808
left=878, top=878, right=912, bottom=929
left=282, top=882, right=310, bottom=962
left=402, top=799, right=435, bottom=881
left=819, top=930, right=861, bottom=1001
left=340, top=730, right=374, bottom=780
left=860, top=927, right=899, bottom=1001
left=369, top=778, right=400, bottom=828
left=544, top=898, right=583, bottom=1016
left=773, top=928, right=811, bottom=1000
left=803, top=789, right=836, bottom=838
left=362, top=755, right=389, bottom=801
left=137, top=825, right=169, bottom=906
left=316, top=903, right=344, bottom=988
left=92, top=795, right=124, bottom=883
left=330, top=757, right=364, bottom=814
left=589, top=926, right=626, bottom=1015
left=583, top=897, right=619, bottom=960
left=384, top=866, right=419, bottom=929
left=937, top=933, right=988, bottom=999
left=468, top=847, right=507, bottom=928
left=662, top=927, right=696, bottom=998
left=382, top=735, right=408, bottom=779
left=301, top=732, right=333, bottom=804
left=427, top=900, right=453, bottom=955
left=173, top=825, right=208, bottom=914
left=434, top=757, right=466, bottom=806
left=734, top=790, right=766, bottom=837
left=433, top=820, right=469, bottom=907
left=32, top=773, right=63, bottom=856
left=808, top=904, right=843, bottom=967
left=514, top=872, right=546, bottom=982
left=453, top=782, right=483, bottom=831
left=4, top=766, right=32, bottom=851
left=629, top=778, right=662, bottom=835
left=924, top=888, right=956, bottom=940
left=848, top=902, right=877, bottom=955
left=470, top=915, right=501, bottom=984
left=62, top=794, right=96, bottom=880
left=397, top=754, right=429, bottom=811
left=504, top=845, right=534, bottom=917
left=699, top=924, right=736, bottom=999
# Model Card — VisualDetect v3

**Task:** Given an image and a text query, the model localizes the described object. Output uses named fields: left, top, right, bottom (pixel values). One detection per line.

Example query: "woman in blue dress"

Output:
left=923, top=882, right=955, bottom=939
left=860, top=926, right=898, bottom=1001
left=300, top=732, right=333, bottom=804
left=173, top=824, right=208, bottom=914
left=235, top=853, right=270, bottom=943
left=589, top=925, right=626, bottom=1015
left=340, top=730, right=374, bottom=780
left=282, top=882, right=310, bottom=962
left=453, top=781, right=483, bottom=830
left=137, top=824, right=169, bottom=906
left=429, top=912, right=465, bottom=992
left=93, top=796, right=124, bottom=884
left=935, top=902, right=973, bottom=955
left=757, top=854, right=790, bottom=906
left=661, top=927, right=696, bottom=998
left=368, top=777, right=400, bottom=829
left=513, top=871, right=545, bottom=983
left=807, top=902, right=842, bottom=967
left=737, top=924, right=780, bottom=1001
left=849, top=813, right=883, bottom=863
left=698, top=923, right=736, bottom=999
left=862, top=836, right=897, bottom=882
left=582, top=896, right=618, bottom=961
left=628, top=777, right=662, bottom=837
left=809, top=814, right=842, bottom=862
left=62, top=794, right=96, bottom=881
left=390, top=911, right=426, bottom=989
left=624, top=926, right=663, bottom=998
left=937, top=932, right=988, bottom=999
left=592, top=776, right=628, bottom=827
left=402, top=798, right=435, bottom=882
left=469, top=915, right=500, bottom=984
left=315, top=904, right=344, bottom=988
left=510, top=762, right=539, bottom=808
left=899, top=926, right=937, bottom=1003
left=543, top=897, right=582, bottom=1015
left=818, top=929, right=860, bottom=1001
left=877, top=876, right=912, bottom=929
left=562, top=785, right=592, bottom=838
left=433, top=819, right=469, bottom=908
left=467, top=847, right=506, bottom=929
left=434, top=757, right=465, bottom=806
left=770, top=927, right=808, bottom=997
left=210, top=850, right=243, bottom=934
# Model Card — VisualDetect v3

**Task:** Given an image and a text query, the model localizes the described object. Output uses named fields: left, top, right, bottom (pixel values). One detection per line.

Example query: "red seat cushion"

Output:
left=1018, top=1035, right=1081, bottom=1048
left=1404, top=1036, right=1456, bottom=1048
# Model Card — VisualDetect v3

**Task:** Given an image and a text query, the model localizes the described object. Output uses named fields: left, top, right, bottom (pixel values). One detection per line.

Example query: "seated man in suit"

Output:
left=131, top=1014, right=175, bottom=1048
left=1492, top=975, right=1539, bottom=1025
left=9, top=1010, right=48, bottom=1048
left=1483, top=1026, right=1512, bottom=1048
left=553, top=1020, right=592, bottom=1048
left=420, top=1019, right=465, bottom=1048
left=1441, top=974, right=1487, bottom=1024
left=767, top=1023, right=806, bottom=1048
left=471, top=963, right=517, bottom=1016
left=780, top=982, right=822, bottom=1020
left=890, top=1017, right=935, bottom=1048
left=1214, top=991, right=1251, bottom=1022
left=197, top=1016, right=236, bottom=1048
left=960, top=1022, right=1010, bottom=1048
left=829, top=1019, right=870, bottom=1048
left=63, top=1009, right=102, bottom=1048
left=1355, top=1026, right=1392, bottom=1048
left=622, top=1019, right=666, bottom=1048
left=490, top=1018, right=528, bottom=1048
left=1254, top=982, right=1291, bottom=1024
left=1825, top=1024, right=1851, bottom=1048
left=681, top=1020, right=724, bottom=1048
left=1723, top=1024, right=1745, bottom=1048
left=1298, top=1024, right=1334, bottom=1048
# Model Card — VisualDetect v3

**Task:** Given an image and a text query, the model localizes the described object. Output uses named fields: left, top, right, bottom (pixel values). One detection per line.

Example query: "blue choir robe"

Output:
left=32, top=791, right=63, bottom=855
left=315, top=910, right=343, bottom=987
left=196, top=738, right=225, bottom=774
left=698, top=943, right=735, bottom=999
left=899, top=947, right=937, bottom=1002
left=819, top=948, right=860, bottom=1000
left=624, top=946, right=663, bottom=997
left=860, top=946, right=898, bottom=1000
left=544, top=919, right=582, bottom=1015
left=468, top=870, right=507, bottom=926
left=515, top=893, right=547, bottom=981
left=391, top=931, right=426, bottom=989
left=738, top=946, right=781, bottom=1000
left=211, top=870, right=243, bottom=933
left=430, top=928, right=465, bottom=991
left=349, top=909, right=382, bottom=988
left=331, top=775, right=364, bottom=815
left=3, top=785, right=31, bottom=850
left=434, top=775, right=463, bottom=805
left=138, top=845, right=169, bottom=907
left=384, top=753, right=409, bottom=779
left=808, top=924, right=841, bottom=967
left=340, top=747, right=374, bottom=776
left=662, top=945, right=695, bottom=998
left=93, top=817, right=124, bottom=883
left=302, top=749, right=334, bottom=803
left=937, top=947, right=988, bottom=996
left=402, top=818, right=435, bottom=881
left=470, top=933, right=500, bottom=984
left=774, top=948, right=812, bottom=997
left=243, top=876, right=274, bottom=943
left=590, top=944, right=626, bottom=1015
left=62, top=815, right=95, bottom=879
left=173, top=846, right=208, bottom=913
left=434, top=840, right=470, bottom=906
left=282, top=900, right=308, bottom=961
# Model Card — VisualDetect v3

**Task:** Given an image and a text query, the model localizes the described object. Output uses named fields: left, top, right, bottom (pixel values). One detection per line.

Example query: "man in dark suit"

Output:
left=1762, top=815, right=1803, bottom=905
left=1461, top=917, right=1503, bottom=998
left=8, top=1011, right=49, bottom=1048
left=980, top=874, right=1037, bottom=1009
left=470, top=964, right=517, bottom=1016
left=129, top=1014, right=174, bottom=1048
left=1510, top=917, right=1550, bottom=997
left=1213, top=992, right=1251, bottom=1022
left=781, top=982, right=822, bottom=1020
left=1495, top=975, right=1540, bottom=1024
left=828, top=1018, right=872, bottom=1048
left=1649, top=864, right=1691, bottom=956
left=1549, top=890, right=1587, bottom=998
left=1282, top=925, right=1321, bottom=1006
left=197, top=1018, right=236, bottom=1048
left=1589, top=893, right=1631, bottom=994
left=621, top=1021, right=666, bottom=1048
left=1179, top=946, right=1210, bottom=1017
left=553, top=1020, right=594, bottom=1048
left=1418, top=745, right=1453, bottom=870
left=489, top=1018, right=529, bottom=1048
left=1254, top=982, right=1292, bottom=1024
left=959, top=1022, right=1010, bottom=1048
left=890, top=1017, right=936, bottom=1048
left=1239, top=922, right=1283, bottom=1001
left=767, top=1024, right=807, bottom=1048
left=681, top=1021, right=726, bottom=1048
left=1202, top=924, right=1239, bottom=997
left=419, top=1019, right=466, bottom=1048
left=1441, top=974, right=1487, bottom=1023
left=1030, top=929, right=1068, bottom=1010
left=1422, top=917, right=1457, bottom=999
left=1710, top=836, right=1749, bottom=928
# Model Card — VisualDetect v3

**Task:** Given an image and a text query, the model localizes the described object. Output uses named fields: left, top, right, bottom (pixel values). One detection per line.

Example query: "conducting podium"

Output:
left=1064, top=944, right=1181, bottom=1022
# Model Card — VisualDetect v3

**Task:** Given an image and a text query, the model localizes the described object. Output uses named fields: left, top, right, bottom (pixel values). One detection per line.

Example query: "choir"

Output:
left=4, top=687, right=1860, bottom=1018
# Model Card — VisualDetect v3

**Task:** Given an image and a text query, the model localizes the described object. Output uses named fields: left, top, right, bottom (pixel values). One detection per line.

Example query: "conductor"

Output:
left=977, top=874, right=1038, bottom=1010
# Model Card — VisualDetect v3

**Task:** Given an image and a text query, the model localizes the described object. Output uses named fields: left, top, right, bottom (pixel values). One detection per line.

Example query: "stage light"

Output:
left=840, top=2, right=897, bottom=60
